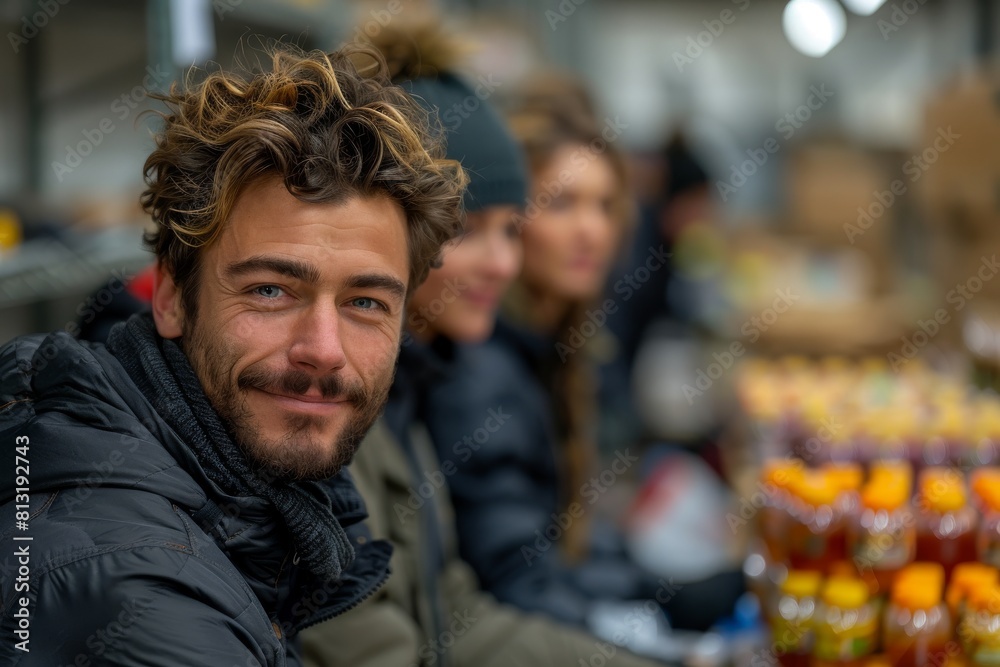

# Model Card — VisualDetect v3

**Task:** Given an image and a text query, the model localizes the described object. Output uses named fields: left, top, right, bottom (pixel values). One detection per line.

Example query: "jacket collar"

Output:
left=80, top=334, right=390, bottom=637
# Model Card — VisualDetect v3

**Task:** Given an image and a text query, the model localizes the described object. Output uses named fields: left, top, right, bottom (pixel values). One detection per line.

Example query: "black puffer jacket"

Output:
left=422, top=319, right=653, bottom=628
left=0, top=330, right=390, bottom=666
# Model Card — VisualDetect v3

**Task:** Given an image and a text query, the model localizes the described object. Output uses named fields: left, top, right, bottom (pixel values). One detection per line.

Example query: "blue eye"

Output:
left=254, top=285, right=284, bottom=299
left=352, top=297, right=380, bottom=310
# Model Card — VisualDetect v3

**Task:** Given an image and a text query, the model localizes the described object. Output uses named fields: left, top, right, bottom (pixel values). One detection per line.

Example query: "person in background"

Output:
left=300, top=23, right=662, bottom=667
left=420, top=76, right=668, bottom=630
left=1, top=44, right=467, bottom=666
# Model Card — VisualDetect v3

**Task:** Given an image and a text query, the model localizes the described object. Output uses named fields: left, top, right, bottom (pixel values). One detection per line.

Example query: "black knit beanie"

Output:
left=403, top=73, right=527, bottom=212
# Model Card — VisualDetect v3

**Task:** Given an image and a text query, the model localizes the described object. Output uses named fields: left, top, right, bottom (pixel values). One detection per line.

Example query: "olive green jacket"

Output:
left=300, top=419, right=660, bottom=667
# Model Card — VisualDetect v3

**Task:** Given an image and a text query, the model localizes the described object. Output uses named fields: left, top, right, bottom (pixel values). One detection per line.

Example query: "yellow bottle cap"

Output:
left=974, top=469, right=1000, bottom=511
left=919, top=468, right=966, bottom=513
left=861, top=478, right=909, bottom=511
left=892, top=562, right=944, bottom=610
left=762, top=459, right=803, bottom=489
left=791, top=471, right=838, bottom=507
left=947, top=563, right=998, bottom=611
left=968, top=583, right=1000, bottom=614
left=825, top=463, right=863, bottom=492
left=781, top=570, right=823, bottom=599
left=0, top=208, right=21, bottom=251
left=822, top=577, right=869, bottom=609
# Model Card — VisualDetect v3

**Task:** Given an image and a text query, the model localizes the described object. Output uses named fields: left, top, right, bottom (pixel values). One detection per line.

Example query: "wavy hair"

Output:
left=140, top=43, right=468, bottom=319
left=503, top=73, right=632, bottom=562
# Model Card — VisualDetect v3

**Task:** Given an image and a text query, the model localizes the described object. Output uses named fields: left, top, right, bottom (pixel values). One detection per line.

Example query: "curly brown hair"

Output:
left=140, top=43, right=468, bottom=320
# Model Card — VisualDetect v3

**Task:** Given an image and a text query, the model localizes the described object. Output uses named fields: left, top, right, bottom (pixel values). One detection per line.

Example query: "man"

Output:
left=0, top=45, right=466, bottom=666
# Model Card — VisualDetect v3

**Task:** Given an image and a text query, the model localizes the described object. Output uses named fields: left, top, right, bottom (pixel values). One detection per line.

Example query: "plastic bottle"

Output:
left=787, top=470, right=846, bottom=572
left=772, top=570, right=821, bottom=667
left=852, top=466, right=916, bottom=595
left=826, top=463, right=863, bottom=522
left=916, top=467, right=978, bottom=579
left=757, top=460, right=804, bottom=565
left=813, top=577, right=878, bottom=666
left=883, top=562, right=952, bottom=667
left=959, top=583, right=1000, bottom=665
left=976, top=475, right=1000, bottom=570
left=947, top=562, right=998, bottom=635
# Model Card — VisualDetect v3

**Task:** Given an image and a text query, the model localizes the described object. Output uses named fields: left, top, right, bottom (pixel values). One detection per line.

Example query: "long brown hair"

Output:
left=504, top=73, right=631, bottom=561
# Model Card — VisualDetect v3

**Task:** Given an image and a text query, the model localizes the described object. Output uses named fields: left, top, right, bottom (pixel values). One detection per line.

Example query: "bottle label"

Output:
left=854, top=527, right=914, bottom=570
left=814, top=616, right=876, bottom=661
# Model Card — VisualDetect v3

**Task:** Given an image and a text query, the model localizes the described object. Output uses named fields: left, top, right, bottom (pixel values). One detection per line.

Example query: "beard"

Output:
left=181, top=317, right=394, bottom=482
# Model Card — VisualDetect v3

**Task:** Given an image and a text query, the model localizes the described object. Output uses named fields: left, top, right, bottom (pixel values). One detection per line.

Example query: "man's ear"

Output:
left=151, top=261, right=183, bottom=339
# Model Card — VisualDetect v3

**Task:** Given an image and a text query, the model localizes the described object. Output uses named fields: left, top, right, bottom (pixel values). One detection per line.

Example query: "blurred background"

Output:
left=7, top=0, right=1000, bottom=662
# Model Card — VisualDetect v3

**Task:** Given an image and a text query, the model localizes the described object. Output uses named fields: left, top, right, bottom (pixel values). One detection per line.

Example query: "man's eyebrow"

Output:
left=224, top=256, right=321, bottom=284
left=345, top=273, right=407, bottom=300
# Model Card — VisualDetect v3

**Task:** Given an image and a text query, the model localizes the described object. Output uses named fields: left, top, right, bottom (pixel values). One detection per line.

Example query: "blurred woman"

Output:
left=420, top=77, right=659, bottom=630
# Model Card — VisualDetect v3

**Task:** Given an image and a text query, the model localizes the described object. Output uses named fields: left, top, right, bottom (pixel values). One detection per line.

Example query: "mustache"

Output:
left=237, top=366, right=366, bottom=403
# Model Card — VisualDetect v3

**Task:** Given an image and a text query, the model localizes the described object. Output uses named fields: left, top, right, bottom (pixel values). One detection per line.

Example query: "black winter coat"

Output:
left=0, top=331, right=389, bottom=666
left=422, top=319, right=652, bottom=628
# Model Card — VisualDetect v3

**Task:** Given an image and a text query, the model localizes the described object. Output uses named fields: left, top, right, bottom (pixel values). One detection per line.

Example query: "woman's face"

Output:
left=520, top=144, right=620, bottom=302
left=408, top=205, right=522, bottom=343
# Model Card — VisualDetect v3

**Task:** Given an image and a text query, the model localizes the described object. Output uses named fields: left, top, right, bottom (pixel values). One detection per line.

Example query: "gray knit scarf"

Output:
left=106, top=312, right=354, bottom=582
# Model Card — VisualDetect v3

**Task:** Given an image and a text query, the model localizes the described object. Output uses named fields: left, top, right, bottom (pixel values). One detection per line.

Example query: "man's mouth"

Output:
left=253, top=388, right=348, bottom=415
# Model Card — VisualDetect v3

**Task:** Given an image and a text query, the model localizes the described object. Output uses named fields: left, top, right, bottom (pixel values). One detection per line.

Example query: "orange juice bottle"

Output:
left=813, top=577, right=878, bottom=666
left=916, top=468, right=978, bottom=579
left=758, top=459, right=804, bottom=564
left=883, top=562, right=952, bottom=667
left=947, top=563, right=998, bottom=635
left=971, top=468, right=1000, bottom=514
left=787, top=470, right=846, bottom=571
left=851, top=466, right=915, bottom=595
left=976, top=475, right=1000, bottom=569
left=959, top=583, right=1000, bottom=665
left=826, top=462, right=863, bottom=521
left=772, top=570, right=821, bottom=667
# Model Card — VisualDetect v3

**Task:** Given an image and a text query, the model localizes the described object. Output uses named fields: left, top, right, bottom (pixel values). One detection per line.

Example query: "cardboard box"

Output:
left=785, top=143, right=894, bottom=254
left=918, top=70, right=1000, bottom=235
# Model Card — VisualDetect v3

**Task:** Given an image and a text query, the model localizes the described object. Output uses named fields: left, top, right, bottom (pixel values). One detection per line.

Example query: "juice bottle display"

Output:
left=787, top=470, right=846, bottom=572
left=947, top=563, right=998, bottom=634
left=916, top=468, right=978, bottom=579
left=772, top=570, right=822, bottom=667
left=851, top=466, right=915, bottom=595
left=959, top=583, right=1000, bottom=665
left=883, top=562, right=952, bottom=667
left=813, top=577, right=878, bottom=666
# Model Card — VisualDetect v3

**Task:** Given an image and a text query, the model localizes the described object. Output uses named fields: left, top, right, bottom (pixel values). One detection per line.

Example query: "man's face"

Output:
left=162, top=176, right=409, bottom=481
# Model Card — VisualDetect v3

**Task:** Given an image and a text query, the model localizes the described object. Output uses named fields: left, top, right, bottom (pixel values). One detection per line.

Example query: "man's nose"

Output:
left=288, top=302, right=348, bottom=375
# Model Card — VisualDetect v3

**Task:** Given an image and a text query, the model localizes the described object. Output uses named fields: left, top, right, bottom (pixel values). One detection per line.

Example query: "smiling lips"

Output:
left=255, top=388, right=348, bottom=415
left=462, top=289, right=501, bottom=309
